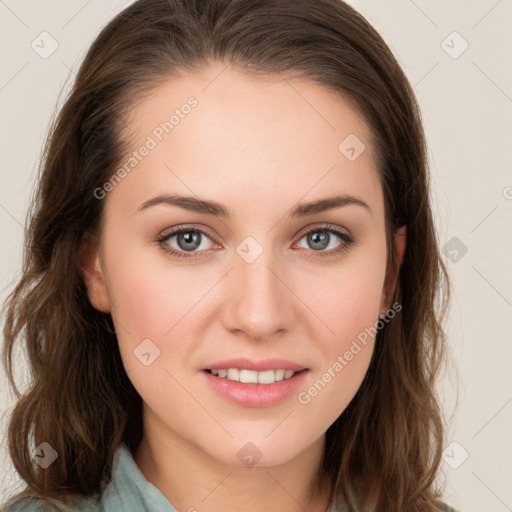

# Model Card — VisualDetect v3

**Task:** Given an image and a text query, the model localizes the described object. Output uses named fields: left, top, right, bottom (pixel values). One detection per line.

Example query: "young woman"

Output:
left=1, top=0, right=455, bottom=510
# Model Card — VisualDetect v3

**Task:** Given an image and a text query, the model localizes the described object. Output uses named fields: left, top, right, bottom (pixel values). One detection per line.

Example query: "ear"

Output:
left=379, top=225, right=406, bottom=315
left=79, top=234, right=111, bottom=313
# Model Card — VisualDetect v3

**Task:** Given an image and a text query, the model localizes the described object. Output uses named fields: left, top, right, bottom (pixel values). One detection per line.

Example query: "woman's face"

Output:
left=85, top=63, right=399, bottom=469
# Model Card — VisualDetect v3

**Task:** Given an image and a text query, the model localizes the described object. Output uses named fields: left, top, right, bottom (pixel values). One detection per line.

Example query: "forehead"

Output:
left=111, top=63, right=383, bottom=220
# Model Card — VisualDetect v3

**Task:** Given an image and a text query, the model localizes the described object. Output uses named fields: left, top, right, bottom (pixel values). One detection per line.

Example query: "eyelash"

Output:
left=156, top=223, right=355, bottom=260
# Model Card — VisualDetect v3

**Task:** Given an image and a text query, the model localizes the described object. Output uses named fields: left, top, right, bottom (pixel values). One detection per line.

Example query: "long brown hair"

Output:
left=2, top=0, right=451, bottom=510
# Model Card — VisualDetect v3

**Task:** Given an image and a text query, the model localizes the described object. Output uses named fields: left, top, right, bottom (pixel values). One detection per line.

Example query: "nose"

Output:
left=220, top=243, right=296, bottom=340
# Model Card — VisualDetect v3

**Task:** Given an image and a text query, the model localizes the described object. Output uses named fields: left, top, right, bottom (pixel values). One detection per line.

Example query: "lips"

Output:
left=201, top=367, right=309, bottom=407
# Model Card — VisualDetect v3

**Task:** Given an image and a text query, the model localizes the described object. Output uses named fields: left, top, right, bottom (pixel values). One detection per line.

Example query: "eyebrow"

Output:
left=137, top=193, right=372, bottom=218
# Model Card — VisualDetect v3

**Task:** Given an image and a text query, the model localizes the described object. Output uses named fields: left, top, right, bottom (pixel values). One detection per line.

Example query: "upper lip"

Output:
left=202, top=358, right=308, bottom=372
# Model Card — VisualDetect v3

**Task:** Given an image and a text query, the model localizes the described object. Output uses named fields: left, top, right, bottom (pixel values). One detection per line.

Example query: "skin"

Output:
left=82, top=62, right=406, bottom=512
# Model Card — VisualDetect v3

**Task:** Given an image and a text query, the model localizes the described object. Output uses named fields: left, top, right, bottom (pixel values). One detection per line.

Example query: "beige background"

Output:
left=1, top=1, right=511, bottom=510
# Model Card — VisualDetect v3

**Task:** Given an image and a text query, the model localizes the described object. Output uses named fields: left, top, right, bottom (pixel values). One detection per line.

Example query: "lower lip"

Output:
left=201, top=369, right=309, bottom=408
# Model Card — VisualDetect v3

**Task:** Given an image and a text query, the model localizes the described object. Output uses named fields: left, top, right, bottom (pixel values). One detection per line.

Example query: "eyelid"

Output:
left=158, top=223, right=218, bottom=241
left=294, top=222, right=351, bottom=240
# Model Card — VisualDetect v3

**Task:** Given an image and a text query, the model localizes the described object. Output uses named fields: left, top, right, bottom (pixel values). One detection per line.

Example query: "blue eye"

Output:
left=297, top=227, right=354, bottom=253
left=156, top=223, right=355, bottom=260
left=157, top=227, right=216, bottom=259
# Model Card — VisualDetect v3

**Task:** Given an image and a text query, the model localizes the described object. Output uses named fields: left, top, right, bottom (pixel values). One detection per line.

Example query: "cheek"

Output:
left=107, top=261, right=172, bottom=338
left=306, top=243, right=387, bottom=346
left=100, top=236, right=179, bottom=376
left=295, top=244, right=386, bottom=420
left=103, top=234, right=206, bottom=338
left=102, top=245, right=204, bottom=413
left=102, top=235, right=221, bottom=388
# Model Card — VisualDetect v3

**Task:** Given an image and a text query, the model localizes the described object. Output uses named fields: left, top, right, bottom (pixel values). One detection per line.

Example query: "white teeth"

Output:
left=227, top=368, right=239, bottom=381
left=240, top=369, right=258, bottom=384
left=257, top=370, right=275, bottom=384
left=208, top=368, right=300, bottom=384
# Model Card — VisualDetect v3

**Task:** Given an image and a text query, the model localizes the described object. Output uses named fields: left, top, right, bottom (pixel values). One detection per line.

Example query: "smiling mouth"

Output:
left=204, top=368, right=307, bottom=385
